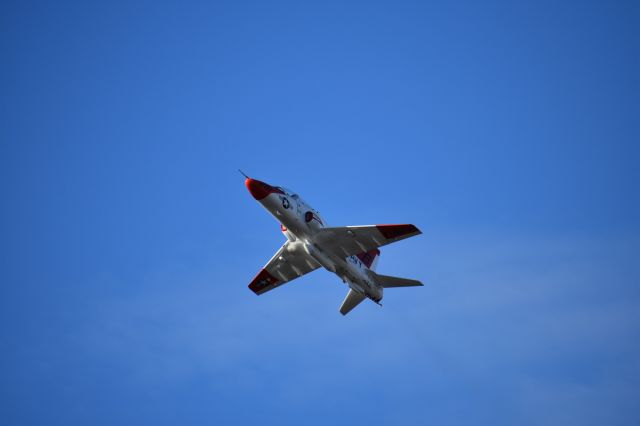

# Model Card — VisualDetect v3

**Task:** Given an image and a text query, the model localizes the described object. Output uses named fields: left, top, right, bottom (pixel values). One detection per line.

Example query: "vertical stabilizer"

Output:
left=356, top=249, right=380, bottom=271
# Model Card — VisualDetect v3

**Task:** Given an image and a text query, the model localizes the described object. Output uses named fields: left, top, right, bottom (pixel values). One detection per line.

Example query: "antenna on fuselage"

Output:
left=238, top=169, right=249, bottom=179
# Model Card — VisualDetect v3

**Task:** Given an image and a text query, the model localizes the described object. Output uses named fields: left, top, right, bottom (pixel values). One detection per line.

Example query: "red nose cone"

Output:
left=245, top=178, right=282, bottom=200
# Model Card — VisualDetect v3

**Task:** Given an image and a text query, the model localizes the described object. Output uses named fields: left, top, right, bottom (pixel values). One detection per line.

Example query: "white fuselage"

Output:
left=258, top=188, right=383, bottom=303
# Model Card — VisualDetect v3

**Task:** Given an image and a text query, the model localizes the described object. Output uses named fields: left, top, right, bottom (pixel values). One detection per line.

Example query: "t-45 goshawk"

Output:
left=243, top=174, right=423, bottom=315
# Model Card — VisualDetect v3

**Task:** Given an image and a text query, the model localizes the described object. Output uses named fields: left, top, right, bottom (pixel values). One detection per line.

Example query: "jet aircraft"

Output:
left=243, top=174, right=423, bottom=315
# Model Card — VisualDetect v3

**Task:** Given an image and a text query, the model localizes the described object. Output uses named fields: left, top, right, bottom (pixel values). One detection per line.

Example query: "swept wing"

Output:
left=248, top=242, right=321, bottom=295
left=315, top=224, right=421, bottom=259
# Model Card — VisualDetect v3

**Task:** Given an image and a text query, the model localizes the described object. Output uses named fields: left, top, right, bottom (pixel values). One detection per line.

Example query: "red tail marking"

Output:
left=356, top=249, right=380, bottom=269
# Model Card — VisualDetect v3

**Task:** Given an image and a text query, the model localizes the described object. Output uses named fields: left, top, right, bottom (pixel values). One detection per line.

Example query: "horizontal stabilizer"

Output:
left=340, top=289, right=366, bottom=315
left=374, top=273, right=423, bottom=288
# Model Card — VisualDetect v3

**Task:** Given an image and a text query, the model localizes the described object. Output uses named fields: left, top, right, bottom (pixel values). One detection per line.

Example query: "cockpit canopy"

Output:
left=276, top=187, right=299, bottom=198
left=274, top=186, right=306, bottom=205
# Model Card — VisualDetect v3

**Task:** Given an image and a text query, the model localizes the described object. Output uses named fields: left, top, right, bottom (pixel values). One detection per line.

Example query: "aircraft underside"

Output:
left=243, top=175, right=423, bottom=315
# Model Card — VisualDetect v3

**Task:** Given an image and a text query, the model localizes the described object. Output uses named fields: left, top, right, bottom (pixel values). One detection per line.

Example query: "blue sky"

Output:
left=1, top=0, right=638, bottom=425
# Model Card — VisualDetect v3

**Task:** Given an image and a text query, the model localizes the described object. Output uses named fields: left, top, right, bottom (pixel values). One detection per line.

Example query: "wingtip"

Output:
left=376, top=224, right=422, bottom=239
left=248, top=268, right=279, bottom=295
